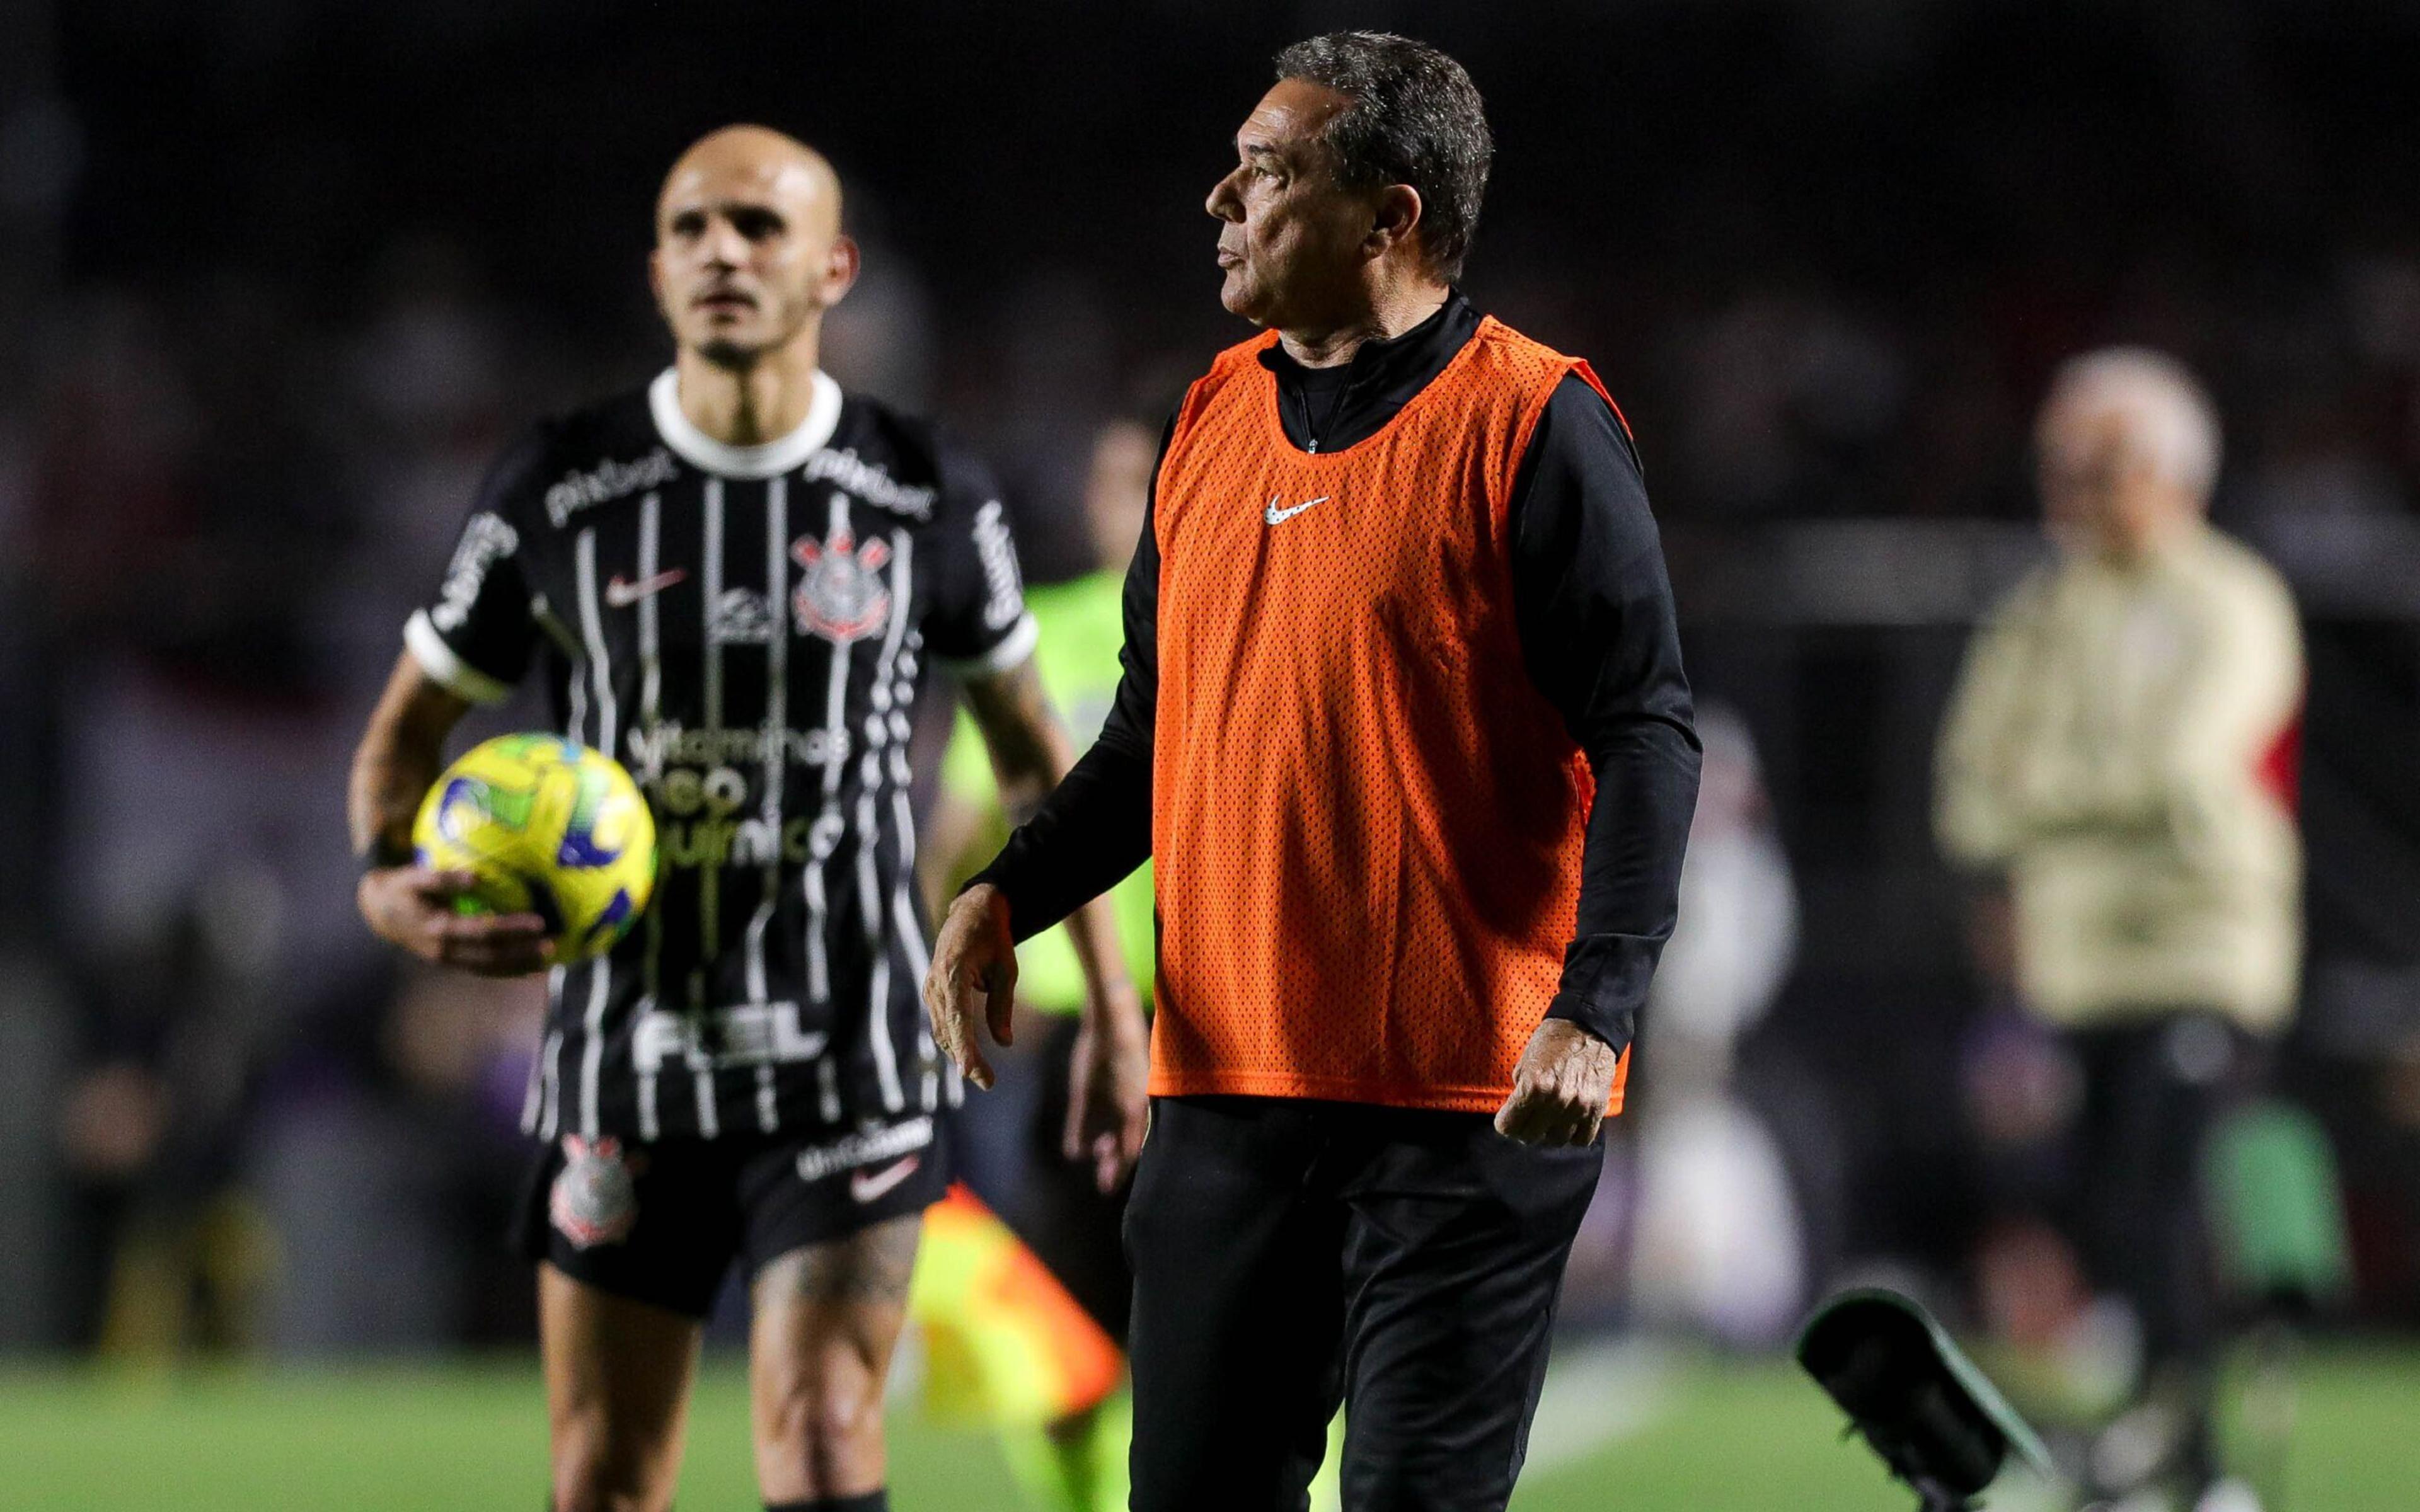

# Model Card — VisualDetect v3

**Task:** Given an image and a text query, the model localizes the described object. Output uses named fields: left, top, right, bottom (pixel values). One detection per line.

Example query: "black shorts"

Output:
left=512, top=1115, right=950, bottom=1318
left=1124, top=1094, right=1604, bottom=1512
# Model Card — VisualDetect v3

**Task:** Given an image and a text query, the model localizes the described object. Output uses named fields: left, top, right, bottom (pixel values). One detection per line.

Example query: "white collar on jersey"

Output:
left=647, top=367, right=844, bottom=478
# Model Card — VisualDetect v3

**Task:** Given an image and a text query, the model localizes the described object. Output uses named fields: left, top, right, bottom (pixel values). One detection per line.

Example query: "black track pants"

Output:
left=1122, top=1094, right=1605, bottom=1512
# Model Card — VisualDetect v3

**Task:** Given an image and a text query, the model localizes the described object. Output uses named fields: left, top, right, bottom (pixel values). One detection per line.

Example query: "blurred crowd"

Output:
left=0, top=0, right=2417, bottom=1368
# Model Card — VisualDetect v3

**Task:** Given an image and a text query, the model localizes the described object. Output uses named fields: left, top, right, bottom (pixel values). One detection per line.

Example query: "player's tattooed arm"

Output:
left=349, top=652, right=470, bottom=862
left=959, top=658, right=1064, bottom=825
left=350, top=651, right=552, bottom=976
left=948, top=661, right=1148, bottom=1189
left=754, top=1214, right=923, bottom=1309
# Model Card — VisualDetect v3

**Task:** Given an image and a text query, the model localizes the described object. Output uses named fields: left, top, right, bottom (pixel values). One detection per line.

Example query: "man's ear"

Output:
left=646, top=247, right=669, bottom=321
left=1365, top=183, right=1425, bottom=261
left=819, top=234, right=862, bottom=309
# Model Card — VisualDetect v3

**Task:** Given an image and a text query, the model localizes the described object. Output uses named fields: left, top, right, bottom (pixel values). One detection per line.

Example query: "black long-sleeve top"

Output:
left=972, top=292, right=1700, bottom=1053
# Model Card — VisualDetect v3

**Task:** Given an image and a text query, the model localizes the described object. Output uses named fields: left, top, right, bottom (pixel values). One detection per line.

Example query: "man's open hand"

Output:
left=357, top=866, right=553, bottom=977
left=1493, top=1018, right=1621, bottom=1146
left=924, top=883, right=1018, bottom=1090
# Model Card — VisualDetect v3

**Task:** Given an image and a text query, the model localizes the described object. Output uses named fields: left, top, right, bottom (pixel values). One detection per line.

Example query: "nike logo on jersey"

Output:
left=1264, top=495, right=1332, bottom=525
left=848, top=1155, right=922, bottom=1204
left=604, top=569, right=688, bottom=607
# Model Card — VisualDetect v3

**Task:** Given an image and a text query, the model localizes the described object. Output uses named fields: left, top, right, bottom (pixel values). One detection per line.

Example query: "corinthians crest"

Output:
left=549, top=1135, right=642, bottom=1249
left=791, top=524, right=893, bottom=643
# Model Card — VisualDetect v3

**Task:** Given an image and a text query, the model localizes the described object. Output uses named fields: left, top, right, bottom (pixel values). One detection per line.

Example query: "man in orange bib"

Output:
left=926, top=32, right=1698, bottom=1512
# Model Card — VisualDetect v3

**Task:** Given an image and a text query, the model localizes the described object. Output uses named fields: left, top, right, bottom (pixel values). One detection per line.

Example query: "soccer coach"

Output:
left=927, top=33, right=1698, bottom=1511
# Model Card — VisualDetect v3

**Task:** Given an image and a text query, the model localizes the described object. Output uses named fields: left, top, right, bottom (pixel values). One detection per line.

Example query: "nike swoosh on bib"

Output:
left=1264, top=495, right=1332, bottom=525
left=848, top=1155, right=922, bottom=1204
left=604, top=569, right=688, bottom=608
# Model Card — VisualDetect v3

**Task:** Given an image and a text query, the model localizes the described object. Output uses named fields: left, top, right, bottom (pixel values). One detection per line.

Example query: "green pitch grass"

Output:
left=1, top=1346, right=2415, bottom=1510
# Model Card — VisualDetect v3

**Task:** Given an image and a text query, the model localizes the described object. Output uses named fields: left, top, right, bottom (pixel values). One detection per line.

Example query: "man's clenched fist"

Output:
left=1493, top=1018, right=1620, bottom=1147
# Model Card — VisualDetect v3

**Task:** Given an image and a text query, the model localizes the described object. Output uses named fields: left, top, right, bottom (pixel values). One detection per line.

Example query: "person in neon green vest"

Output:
left=920, top=414, right=1160, bottom=1512
left=935, top=416, right=1159, bottom=1045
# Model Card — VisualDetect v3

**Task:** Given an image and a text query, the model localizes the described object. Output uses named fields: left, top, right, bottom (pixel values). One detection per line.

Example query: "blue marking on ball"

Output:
left=584, top=889, right=634, bottom=947
left=437, top=777, right=487, bottom=843
left=558, top=825, right=622, bottom=869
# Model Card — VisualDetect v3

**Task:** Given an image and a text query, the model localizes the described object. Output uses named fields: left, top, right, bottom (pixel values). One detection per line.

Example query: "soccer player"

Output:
left=1935, top=350, right=2301, bottom=1512
left=348, top=125, right=1147, bottom=1512
left=926, top=33, right=1699, bottom=1512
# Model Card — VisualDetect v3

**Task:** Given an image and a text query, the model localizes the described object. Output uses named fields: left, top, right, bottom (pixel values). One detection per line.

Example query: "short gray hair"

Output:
left=2046, top=346, right=2223, bottom=497
left=1273, top=32, right=1493, bottom=282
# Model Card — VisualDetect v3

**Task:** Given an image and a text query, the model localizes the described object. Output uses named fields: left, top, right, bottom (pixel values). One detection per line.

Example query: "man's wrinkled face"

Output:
left=651, top=143, right=851, bottom=368
left=1204, top=79, right=1383, bottom=327
left=2037, top=394, right=2175, bottom=557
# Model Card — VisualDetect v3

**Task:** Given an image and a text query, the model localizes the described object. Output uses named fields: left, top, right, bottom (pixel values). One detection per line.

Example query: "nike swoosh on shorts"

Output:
left=848, top=1155, right=922, bottom=1204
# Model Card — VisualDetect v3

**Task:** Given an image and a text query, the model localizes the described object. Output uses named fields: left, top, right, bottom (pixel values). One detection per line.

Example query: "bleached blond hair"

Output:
left=2044, top=346, right=2223, bottom=498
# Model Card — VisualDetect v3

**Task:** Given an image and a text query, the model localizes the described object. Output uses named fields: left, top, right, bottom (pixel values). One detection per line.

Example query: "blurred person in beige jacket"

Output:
left=1935, top=348, right=2301, bottom=1512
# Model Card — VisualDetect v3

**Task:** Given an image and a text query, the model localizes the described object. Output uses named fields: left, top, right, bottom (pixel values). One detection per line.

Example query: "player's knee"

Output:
left=759, top=1365, right=886, bottom=1492
left=551, top=1416, right=675, bottom=1512
left=791, top=1383, right=883, bottom=1471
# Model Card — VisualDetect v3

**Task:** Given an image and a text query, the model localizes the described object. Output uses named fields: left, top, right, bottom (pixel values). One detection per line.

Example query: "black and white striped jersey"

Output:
left=405, top=370, right=1035, bottom=1144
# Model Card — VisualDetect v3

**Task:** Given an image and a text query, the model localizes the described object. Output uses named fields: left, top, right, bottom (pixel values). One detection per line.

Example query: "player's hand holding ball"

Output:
left=925, top=882, right=1018, bottom=1091
left=362, top=734, right=657, bottom=979
left=1494, top=1018, right=1621, bottom=1147
left=359, top=864, right=556, bottom=976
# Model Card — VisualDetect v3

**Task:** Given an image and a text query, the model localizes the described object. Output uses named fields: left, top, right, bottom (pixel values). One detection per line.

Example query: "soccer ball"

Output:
left=412, top=733, right=657, bottom=964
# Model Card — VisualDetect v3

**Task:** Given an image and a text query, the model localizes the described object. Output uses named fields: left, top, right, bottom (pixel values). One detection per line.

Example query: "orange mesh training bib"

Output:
left=1150, top=317, right=1632, bottom=1114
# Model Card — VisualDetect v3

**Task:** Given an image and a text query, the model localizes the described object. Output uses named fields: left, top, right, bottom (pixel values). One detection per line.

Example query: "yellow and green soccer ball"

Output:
left=412, top=733, right=657, bottom=964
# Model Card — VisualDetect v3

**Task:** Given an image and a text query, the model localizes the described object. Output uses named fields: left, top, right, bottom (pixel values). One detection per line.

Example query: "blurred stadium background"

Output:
left=3, top=1, right=2419, bottom=1506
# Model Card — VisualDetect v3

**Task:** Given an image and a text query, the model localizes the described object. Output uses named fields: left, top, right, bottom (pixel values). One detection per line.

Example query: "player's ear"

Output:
left=819, top=234, right=861, bottom=309
left=1366, top=183, right=1422, bottom=262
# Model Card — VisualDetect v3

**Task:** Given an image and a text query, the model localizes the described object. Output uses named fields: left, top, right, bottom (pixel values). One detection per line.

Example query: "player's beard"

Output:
left=694, top=332, right=761, bottom=369
left=689, top=295, right=815, bottom=372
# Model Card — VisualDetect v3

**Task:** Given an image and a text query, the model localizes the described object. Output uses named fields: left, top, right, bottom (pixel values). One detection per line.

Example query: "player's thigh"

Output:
left=1124, top=1096, right=1345, bottom=1511
left=524, top=1134, right=734, bottom=1512
left=747, top=1213, right=923, bottom=1501
left=540, top=1263, right=704, bottom=1512
left=1335, top=1114, right=1605, bottom=1512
